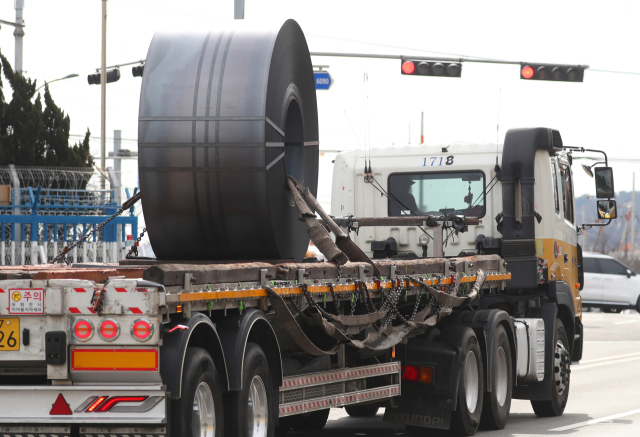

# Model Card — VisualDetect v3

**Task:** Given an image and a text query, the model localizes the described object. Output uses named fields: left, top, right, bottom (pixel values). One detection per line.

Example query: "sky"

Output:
left=1, top=0, right=639, bottom=218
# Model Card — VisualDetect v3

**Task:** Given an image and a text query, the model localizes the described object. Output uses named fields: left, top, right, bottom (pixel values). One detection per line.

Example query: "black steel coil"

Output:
left=138, top=20, right=319, bottom=260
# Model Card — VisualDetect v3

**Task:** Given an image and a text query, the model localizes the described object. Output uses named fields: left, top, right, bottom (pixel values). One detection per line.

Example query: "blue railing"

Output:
left=0, top=215, right=138, bottom=244
left=0, top=187, right=120, bottom=215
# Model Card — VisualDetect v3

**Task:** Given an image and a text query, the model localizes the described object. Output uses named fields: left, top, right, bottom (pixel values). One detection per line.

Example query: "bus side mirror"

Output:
left=594, top=167, right=614, bottom=198
left=597, top=200, right=617, bottom=220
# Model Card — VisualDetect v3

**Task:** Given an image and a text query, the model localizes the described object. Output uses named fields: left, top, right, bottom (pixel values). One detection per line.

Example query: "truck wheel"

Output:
left=171, top=347, right=224, bottom=437
left=531, top=318, right=571, bottom=417
left=289, top=409, right=331, bottom=430
left=480, top=324, right=512, bottom=430
left=635, top=295, right=640, bottom=313
left=442, top=326, right=484, bottom=436
left=226, top=342, right=274, bottom=437
left=345, top=405, right=379, bottom=417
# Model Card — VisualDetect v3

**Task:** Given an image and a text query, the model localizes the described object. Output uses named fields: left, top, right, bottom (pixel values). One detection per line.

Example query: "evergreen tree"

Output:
left=0, top=50, right=93, bottom=172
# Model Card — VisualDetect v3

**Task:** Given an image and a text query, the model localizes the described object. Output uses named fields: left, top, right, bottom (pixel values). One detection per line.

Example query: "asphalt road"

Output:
left=288, top=311, right=640, bottom=437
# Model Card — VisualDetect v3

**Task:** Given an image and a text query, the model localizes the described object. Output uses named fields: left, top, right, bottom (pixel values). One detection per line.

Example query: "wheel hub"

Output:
left=465, top=351, right=480, bottom=413
left=553, top=340, right=570, bottom=395
left=247, top=375, right=268, bottom=437
left=495, top=346, right=509, bottom=407
left=192, top=381, right=215, bottom=437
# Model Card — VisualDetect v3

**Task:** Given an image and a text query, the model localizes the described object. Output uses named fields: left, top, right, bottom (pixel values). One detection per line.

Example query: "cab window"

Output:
left=388, top=171, right=486, bottom=217
left=551, top=161, right=560, bottom=214
left=583, top=257, right=600, bottom=274
left=559, top=164, right=574, bottom=223
left=599, top=259, right=629, bottom=276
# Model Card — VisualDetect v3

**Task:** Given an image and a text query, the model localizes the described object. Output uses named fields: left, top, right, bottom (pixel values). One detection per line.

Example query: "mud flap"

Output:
left=383, top=398, right=451, bottom=430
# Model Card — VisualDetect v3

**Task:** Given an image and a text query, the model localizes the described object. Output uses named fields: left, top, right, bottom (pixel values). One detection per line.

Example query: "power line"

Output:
left=590, top=69, right=640, bottom=76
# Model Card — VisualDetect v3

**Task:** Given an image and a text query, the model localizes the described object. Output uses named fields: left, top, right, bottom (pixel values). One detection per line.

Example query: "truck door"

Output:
left=581, top=257, right=603, bottom=303
left=559, top=163, right=578, bottom=288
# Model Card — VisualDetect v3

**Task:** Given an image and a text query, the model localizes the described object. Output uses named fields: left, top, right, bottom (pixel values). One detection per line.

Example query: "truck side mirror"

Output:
left=594, top=167, right=615, bottom=198
left=597, top=199, right=617, bottom=220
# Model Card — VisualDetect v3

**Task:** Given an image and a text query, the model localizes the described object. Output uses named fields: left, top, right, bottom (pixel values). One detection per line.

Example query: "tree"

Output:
left=0, top=50, right=93, bottom=171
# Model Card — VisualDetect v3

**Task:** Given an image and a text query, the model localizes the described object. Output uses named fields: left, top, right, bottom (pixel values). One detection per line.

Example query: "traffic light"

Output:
left=87, top=68, right=121, bottom=85
left=520, top=64, right=585, bottom=82
left=401, top=59, right=462, bottom=78
left=132, top=64, right=144, bottom=77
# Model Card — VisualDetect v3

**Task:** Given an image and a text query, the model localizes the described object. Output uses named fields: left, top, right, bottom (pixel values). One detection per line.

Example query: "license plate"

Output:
left=0, top=318, right=20, bottom=351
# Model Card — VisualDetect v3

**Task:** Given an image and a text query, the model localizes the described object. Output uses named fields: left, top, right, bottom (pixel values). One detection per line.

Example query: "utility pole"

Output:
left=581, top=205, right=587, bottom=248
left=14, top=0, right=24, bottom=74
left=420, top=112, right=424, bottom=144
left=234, top=0, right=244, bottom=19
left=631, top=173, right=636, bottom=257
left=101, top=0, right=107, bottom=189
left=621, top=208, right=630, bottom=258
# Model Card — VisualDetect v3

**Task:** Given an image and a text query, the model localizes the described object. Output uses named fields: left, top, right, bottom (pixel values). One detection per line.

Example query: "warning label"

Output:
left=9, top=288, right=45, bottom=314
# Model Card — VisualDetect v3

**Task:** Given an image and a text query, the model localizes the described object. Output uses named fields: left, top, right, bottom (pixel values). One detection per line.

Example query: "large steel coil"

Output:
left=138, top=20, right=319, bottom=260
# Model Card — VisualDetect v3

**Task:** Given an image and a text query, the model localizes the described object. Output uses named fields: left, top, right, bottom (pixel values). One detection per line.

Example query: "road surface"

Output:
left=288, top=311, right=640, bottom=436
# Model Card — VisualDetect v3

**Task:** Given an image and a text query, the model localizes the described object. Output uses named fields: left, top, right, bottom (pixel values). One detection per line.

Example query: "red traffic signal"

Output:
left=401, top=59, right=462, bottom=78
left=520, top=64, right=585, bottom=82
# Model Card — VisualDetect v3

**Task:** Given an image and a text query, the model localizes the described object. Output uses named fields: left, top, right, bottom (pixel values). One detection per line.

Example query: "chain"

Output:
left=358, top=281, right=377, bottom=314
left=126, top=227, right=147, bottom=258
left=328, top=283, right=340, bottom=316
left=335, top=260, right=342, bottom=280
left=288, top=295, right=310, bottom=324
left=415, top=277, right=444, bottom=318
left=349, top=289, right=358, bottom=316
left=300, top=284, right=334, bottom=319
left=53, top=206, right=126, bottom=264
left=407, top=283, right=424, bottom=323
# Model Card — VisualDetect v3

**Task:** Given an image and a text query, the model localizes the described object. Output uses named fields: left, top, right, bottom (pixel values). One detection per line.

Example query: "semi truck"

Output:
left=0, top=20, right=616, bottom=437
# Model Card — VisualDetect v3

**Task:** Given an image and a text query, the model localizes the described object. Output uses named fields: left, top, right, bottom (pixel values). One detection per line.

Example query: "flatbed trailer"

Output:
left=0, top=255, right=514, bottom=436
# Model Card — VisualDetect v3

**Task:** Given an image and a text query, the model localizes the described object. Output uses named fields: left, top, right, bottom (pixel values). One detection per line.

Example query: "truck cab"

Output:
left=331, top=142, right=579, bottom=294
left=332, top=130, right=590, bottom=366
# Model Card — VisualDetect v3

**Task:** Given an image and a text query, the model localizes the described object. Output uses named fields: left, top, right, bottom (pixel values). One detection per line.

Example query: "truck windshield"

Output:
left=388, top=171, right=486, bottom=217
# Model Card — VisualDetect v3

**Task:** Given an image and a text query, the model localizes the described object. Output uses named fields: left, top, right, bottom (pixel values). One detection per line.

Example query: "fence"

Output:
left=0, top=215, right=138, bottom=265
left=0, top=187, right=118, bottom=216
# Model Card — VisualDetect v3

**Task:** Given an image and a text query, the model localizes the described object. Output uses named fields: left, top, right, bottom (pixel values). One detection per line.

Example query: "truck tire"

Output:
left=480, top=324, right=512, bottom=430
left=225, top=342, right=275, bottom=437
left=531, top=318, right=571, bottom=417
left=345, top=405, right=379, bottom=417
left=441, top=326, right=484, bottom=436
left=170, top=347, right=224, bottom=437
left=288, top=409, right=331, bottom=430
left=635, top=295, right=640, bottom=314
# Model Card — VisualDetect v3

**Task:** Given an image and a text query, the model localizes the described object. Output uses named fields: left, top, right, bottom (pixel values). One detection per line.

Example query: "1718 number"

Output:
left=423, top=156, right=454, bottom=166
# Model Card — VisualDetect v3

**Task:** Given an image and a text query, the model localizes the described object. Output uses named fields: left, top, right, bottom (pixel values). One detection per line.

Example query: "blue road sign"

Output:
left=314, top=72, right=333, bottom=90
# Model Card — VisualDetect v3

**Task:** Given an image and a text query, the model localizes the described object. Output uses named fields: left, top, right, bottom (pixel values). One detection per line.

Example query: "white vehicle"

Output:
left=582, top=252, right=640, bottom=312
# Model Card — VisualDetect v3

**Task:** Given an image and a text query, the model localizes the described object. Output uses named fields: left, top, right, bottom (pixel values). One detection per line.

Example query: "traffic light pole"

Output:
left=310, top=51, right=587, bottom=68
left=101, top=0, right=107, bottom=190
